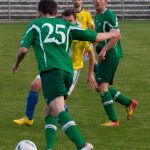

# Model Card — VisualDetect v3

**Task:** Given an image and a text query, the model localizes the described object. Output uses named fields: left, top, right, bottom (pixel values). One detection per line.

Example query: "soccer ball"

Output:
left=15, top=140, right=37, bottom=150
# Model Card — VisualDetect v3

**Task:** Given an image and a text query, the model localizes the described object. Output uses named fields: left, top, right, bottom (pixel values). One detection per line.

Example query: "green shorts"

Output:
left=95, top=57, right=120, bottom=85
left=40, top=69, right=73, bottom=104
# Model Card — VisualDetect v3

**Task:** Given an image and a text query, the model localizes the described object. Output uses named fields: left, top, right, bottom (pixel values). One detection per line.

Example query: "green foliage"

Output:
left=0, top=21, right=150, bottom=150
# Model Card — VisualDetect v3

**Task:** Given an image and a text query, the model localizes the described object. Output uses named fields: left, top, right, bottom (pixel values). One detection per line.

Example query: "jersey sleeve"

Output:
left=70, top=26, right=97, bottom=42
left=20, top=21, right=34, bottom=49
left=107, top=12, right=119, bottom=31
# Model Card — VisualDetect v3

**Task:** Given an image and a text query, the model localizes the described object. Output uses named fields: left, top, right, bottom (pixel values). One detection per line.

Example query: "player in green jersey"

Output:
left=13, top=0, right=119, bottom=149
left=93, top=0, right=138, bottom=127
left=13, top=9, right=96, bottom=127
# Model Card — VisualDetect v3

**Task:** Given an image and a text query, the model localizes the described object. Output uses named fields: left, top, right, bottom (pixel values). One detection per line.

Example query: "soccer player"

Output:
left=93, top=0, right=138, bottom=126
left=13, top=9, right=96, bottom=126
left=14, top=0, right=96, bottom=127
left=72, top=0, right=95, bottom=30
left=13, top=0, right=119, bottom=149
left=63, top=9, right=96, bottom=95
left=72, top=0, right=96, bottom=62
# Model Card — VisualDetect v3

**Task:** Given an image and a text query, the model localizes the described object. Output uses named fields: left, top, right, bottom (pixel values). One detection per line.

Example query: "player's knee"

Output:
left=52, top=104, right=65, bottom=117
left=30, top=80, right=41, bottom=92
left=53, top=106, right=65, bottom=117
left=96, top=83, right=108, bottom=93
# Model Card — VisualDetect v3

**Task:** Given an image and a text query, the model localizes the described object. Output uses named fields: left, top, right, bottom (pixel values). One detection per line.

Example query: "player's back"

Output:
left=27, top=17, right=74, bottom=73
left=21, top=17, right=97, bottom=73
left=32, top=17, right=71, bottom=51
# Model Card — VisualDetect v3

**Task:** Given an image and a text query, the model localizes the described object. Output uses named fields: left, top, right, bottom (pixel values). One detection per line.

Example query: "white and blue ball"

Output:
left=15, top=140, right=37, bottom=150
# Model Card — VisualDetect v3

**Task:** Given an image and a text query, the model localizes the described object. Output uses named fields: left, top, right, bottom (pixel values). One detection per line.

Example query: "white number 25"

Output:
left=42, top=23, right=66, bottom=44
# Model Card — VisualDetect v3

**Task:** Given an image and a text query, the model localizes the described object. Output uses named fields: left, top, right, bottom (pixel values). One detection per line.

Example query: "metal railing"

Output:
left=0, top=0, right=150, bottom=20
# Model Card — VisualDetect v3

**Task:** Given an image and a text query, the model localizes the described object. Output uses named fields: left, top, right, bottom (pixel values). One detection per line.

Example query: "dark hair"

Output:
left=38, top=0, right=57, bottom=15
left=62, top=8, right=76, bottom=19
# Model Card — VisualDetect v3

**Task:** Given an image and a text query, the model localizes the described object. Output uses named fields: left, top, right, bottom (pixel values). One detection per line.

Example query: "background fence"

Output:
left=0, top=0, right=150, bottom=20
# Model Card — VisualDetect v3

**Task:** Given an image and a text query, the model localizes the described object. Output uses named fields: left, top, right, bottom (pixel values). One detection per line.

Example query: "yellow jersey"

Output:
left=76, top=8, right=94, bottom=29
left=71, top=9, right=94, bottom=70
left=71, top=41, right=92, bottom=70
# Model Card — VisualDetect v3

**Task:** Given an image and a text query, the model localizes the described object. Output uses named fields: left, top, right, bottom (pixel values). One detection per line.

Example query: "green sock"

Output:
left=58, top=111, right=85, bottom=150
left=108, top=86, right=131, bottom=107
left=45, top=115, right=58, bottom=150
left=101, top=91, right=117, bottom=121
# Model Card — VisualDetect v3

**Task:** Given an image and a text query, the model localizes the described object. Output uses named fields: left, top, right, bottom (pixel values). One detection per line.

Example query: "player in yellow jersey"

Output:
left=69, top=0, right=97, bottom=94
left=72, top=0, right=95, bottom=30
left=72, top=0, right=97, bottom=69
left=13, top=8, right=97, bottom=126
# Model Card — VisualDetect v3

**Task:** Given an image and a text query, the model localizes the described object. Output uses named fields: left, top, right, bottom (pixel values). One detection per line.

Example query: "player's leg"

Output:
left=95, top=57, right=119, bottom=126
left=97, top=83, right=119, bottom=126
left=108, top=86, right=138, bottom=120
left=26, top=75, right=41, bottom=120
left=14, top=75, right=41, bottom=126
left=44, top=106, right=57, bottom=150
left=41, top=69, right=93, bottom=150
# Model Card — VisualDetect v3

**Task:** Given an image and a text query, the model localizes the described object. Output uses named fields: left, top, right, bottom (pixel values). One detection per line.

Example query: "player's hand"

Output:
left=98, top=49, right=106, bottom=61
left=12, top=63, right=20, bottom=75
left=87, top=73, right=97, bottom=89
left=95, top=84, right=101, bottom=93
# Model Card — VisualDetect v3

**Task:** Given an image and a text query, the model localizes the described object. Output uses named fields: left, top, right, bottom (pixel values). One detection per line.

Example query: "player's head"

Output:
left=72, top=0, right=83, bottom=9
left=93, top=0, right=107, bottom=12
left=38, top=0, right=57, bottom=17
left=62, top=9, right=76, bottom=23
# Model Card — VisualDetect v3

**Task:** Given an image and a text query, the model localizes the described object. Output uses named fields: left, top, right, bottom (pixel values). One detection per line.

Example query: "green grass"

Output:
left=0, top=21, right=150, bottom=150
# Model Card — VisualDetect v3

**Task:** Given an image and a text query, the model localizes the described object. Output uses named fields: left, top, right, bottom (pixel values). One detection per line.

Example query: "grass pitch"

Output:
left=0, top=21, right=150, bottom=150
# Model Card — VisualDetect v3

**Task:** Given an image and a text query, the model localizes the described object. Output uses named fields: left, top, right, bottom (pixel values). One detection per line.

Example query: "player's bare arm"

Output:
left=96, top=28, right=120, bottom=42
left=99, top=33, right=120, bottom=61
left=87, top=49, right=97, bottom=89
left=13, top=47, right=28, bottom=75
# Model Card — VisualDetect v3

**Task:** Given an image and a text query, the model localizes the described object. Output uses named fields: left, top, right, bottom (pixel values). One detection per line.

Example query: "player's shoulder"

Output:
left=25, top=19, right=37, bottom=29
left=54, top=17, right=68, bottom=24
left=106, top=9, right=117, bottom=17
left=47, top=17, right=71, bottom=25
left=29, top=18, right=37, bottom=25
left=82, top=8, right=88, bottom=12
left=32, top=17, right=48, bottom=26
left=81, top=8, right=91, bottom=15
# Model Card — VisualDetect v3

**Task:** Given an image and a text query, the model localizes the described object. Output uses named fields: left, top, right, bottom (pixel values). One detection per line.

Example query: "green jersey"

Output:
left=20, top=17, right=97, bottom=74
left=94, top=8, right=123, bottom=58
